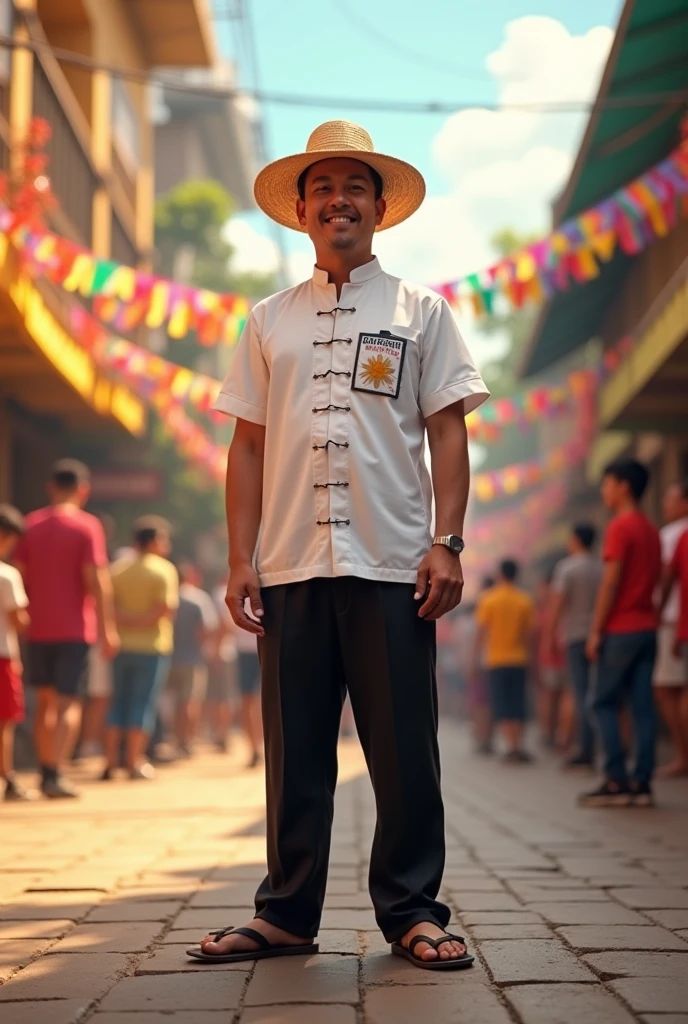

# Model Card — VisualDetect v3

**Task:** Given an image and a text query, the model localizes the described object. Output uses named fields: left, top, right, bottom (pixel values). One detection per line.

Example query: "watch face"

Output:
left=449, top=535, right=465, bottom=553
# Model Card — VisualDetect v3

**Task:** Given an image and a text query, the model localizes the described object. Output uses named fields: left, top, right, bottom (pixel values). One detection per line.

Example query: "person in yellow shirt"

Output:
left=102, top=517, right=178, bottom=781
left=474, top=559, right=535, bottom=762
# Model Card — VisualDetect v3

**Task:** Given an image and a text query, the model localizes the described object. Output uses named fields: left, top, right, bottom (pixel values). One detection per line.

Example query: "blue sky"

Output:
left=215, top=0, right=623, bottom=287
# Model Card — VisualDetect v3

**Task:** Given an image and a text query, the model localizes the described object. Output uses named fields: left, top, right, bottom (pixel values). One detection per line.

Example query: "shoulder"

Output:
left=76, top=510, right=104, bottom=536
left=251, top=280, right=313, bottom=324
left=0, top=561, right=21, bottom=587
left=110, top=556, right=133, bottom=578
left=24, top=508, right=48, bottom=530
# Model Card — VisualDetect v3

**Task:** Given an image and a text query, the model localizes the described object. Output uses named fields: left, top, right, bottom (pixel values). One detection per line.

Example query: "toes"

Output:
left=421, top=945, right=438, bottom=960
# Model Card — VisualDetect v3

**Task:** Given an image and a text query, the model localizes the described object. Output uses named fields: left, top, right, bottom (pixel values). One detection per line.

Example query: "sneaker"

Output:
left=4, top=780, right=39, bottom=802
left=99, top=767, right=114, bottom=782
left=129, top=762, right=156, bottom=781
left=578, top=780, right=632, bottom=808
left=631, top=781, right=655, bottom=807
left=563, top=755, right=595, bottom=772
left=41, top=776, right=80, bottom=799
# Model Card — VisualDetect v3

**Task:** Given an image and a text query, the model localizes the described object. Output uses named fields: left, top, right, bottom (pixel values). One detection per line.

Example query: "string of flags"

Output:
left=1, top=139, right=686, bottom=349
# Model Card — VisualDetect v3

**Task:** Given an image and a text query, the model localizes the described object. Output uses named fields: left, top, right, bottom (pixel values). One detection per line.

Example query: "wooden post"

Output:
left=91, top=68, right=112, bottom=258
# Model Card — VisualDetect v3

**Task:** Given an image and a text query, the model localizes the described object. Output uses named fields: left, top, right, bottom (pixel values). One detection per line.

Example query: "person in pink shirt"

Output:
left=14, top=460, right=119, bottom=798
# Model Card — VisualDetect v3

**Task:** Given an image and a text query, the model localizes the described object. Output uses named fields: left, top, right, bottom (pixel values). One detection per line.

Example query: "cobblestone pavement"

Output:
left=2, top=723, right=688, bottom=1023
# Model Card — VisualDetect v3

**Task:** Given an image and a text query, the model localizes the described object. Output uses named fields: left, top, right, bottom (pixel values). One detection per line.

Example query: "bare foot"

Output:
left=657, top=760, right=688, bottom=779
left=401, top=921, right=467, bottom=962
left=199, top=918, right=312, bottom=957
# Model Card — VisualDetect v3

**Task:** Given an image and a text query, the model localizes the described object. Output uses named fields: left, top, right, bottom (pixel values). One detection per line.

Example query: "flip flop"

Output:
left=186, top=925, right=318, bottom=964
left=391, top=932, right=475, bottom=971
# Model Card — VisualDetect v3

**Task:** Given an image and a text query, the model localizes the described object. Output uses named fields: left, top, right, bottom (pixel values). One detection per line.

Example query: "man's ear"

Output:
left=296, top=198, right=307, bottom=226
left=375, top=197, right=387, bottom=227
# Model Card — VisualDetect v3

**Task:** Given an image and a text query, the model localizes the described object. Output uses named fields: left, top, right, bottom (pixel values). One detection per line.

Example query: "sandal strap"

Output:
left=231, top=926, right=271, bottom=950
left=210, top=926, right=234, bottom=941
left=408, top=934, right=439, bottom=956
left=434, top=933, right=466, bottom=950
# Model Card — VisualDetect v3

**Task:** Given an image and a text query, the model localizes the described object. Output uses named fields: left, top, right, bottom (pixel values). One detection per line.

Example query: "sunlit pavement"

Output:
left=2, top=722, right=688, bottom=1023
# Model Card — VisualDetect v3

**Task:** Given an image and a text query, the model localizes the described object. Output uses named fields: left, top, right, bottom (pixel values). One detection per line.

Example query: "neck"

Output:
left=314, top=249, right=375, bottom=298
left=51, top=496, right=79, bottom=510
left=616, top=497, right=638, bottom=515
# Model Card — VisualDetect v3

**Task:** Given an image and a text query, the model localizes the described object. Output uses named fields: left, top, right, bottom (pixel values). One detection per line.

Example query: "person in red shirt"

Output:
left=579, top=458, right=661, bottom=808
left=658, top=522, right=688, bottom=768
left=14, top=460, right=119, bottom=799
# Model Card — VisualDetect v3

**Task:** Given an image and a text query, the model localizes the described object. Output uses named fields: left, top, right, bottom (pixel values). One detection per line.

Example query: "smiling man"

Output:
left=187, top=121, right=489, bottom=972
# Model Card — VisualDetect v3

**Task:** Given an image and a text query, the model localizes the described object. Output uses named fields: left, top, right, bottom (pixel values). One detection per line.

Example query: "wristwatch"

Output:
left=433, top=534, right=465, bottom=554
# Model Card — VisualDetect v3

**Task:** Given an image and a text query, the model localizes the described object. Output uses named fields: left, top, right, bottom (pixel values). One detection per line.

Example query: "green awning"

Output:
left=520, top=0, right=688, bottom=377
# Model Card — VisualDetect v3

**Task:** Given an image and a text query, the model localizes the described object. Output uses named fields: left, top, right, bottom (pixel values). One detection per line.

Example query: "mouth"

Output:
left=322, top=214, right=358, bottom=225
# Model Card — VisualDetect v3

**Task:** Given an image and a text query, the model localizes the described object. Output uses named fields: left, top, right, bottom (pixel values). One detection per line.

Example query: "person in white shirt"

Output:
left=0, top=505, right=32, bottom=801
left=188, top=121, right=488, bottom=972
left=654, top=481, right=688, bottom=776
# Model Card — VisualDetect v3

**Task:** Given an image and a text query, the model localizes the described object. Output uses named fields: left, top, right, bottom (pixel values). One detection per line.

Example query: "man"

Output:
left=549, top=524, right=603, bottom=770
left=474, top=560, right=534, bottom=763
left=168, top=561, right=218, bottom=757
left=188, top=121, right=488, bottom=971
left=14, top=460, right=118, bottom=798
left=580, top=459, right=661, bottom=807
left=654, top=481, right=688, bottom=776
left=103, top=517, right=178, bottom=780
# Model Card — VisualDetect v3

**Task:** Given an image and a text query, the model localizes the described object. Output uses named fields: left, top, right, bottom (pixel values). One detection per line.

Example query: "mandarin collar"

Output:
left=311, top=256, right=382, bottom=287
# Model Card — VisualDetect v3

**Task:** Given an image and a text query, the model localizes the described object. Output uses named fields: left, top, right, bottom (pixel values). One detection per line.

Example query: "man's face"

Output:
left=601, top=474, right=624, bottom=510
left=296, top=157, right=385, bottom=254
left=662, top=484, right=687, bottom=523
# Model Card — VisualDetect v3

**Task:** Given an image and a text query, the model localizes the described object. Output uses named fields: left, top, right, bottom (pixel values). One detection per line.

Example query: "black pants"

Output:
left=255, top=576, right=450, bottom=943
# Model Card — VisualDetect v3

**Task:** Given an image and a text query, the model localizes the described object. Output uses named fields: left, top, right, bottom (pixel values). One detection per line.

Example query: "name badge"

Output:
left=352, top=331, right=407, bottom=399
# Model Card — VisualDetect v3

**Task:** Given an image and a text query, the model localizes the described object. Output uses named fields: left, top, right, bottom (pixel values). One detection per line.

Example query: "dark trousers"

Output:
left=255, top=576, right=450, bottom=943
left=592, top=630, right=657, bottom=785
left=567, top=641, right=595, bottom=763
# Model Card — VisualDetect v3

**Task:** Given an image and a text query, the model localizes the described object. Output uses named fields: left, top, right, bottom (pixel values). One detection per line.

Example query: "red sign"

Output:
left=90, top=469, right=163, bottom=501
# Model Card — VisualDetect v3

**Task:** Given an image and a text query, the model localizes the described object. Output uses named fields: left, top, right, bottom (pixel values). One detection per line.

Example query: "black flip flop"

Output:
left=186, top=925, right=318, bottom=964
left=391, top=932, right=475, bottom=971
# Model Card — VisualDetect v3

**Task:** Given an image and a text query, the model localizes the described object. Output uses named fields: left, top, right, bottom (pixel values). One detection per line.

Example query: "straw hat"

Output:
left=253, top=120, right=426, bottom=232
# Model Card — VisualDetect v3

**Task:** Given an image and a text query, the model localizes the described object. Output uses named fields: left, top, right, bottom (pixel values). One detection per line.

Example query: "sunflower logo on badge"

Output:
left=360, top=354, right=395, bottom=391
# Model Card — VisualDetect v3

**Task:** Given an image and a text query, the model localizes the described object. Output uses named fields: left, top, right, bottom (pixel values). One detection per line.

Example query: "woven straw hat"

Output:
left=253, top=120, right=426, bottom=232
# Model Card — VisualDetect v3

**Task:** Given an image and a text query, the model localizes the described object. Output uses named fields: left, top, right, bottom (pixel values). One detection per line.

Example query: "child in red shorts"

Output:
left=0, top=504, right=31, bottom=801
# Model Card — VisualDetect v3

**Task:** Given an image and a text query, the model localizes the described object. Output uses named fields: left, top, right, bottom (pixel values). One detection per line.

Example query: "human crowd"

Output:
left=438, top=458, right=688, bottom=807
left=0, top=459, right=263, bottom=802
left=1, top=456, right=688, bottom=808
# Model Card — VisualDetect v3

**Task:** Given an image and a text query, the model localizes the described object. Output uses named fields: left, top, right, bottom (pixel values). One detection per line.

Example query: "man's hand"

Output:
left=226, top=563, right=265, bottom=636
left=102, top=630, right=121, bottom=660
left=414, top=545, right=463, bottom=620
left=586, top=630, right=602, bottom=663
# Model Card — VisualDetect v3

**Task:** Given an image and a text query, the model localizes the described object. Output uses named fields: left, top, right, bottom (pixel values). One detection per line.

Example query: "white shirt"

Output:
left=215, top=258, right=489, bottom=587
left=661, top=517, right=688, bottom=623
left=0, top=560, right=28, bottom=660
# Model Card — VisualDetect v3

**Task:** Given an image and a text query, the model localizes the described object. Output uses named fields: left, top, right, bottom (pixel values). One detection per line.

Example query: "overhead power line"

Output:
left=1, top=34, right=687, bottom=114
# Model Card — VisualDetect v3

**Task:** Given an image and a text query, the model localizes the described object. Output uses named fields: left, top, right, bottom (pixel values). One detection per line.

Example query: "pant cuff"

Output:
left=255, top=906, right=318, bottom=940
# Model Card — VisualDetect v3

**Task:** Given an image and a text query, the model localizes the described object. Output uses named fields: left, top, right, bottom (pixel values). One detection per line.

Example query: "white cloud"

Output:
left=223, top=218, right=282, bottom=277
left=377, top=16, right=613, bottom=283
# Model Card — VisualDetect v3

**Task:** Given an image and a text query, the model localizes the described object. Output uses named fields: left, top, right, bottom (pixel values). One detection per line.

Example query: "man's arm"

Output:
left=83, top=564, right=120, bottom=658
left=226, top=418, right=266, bottom=635
left=658, top=561, right=678, bottom=617
left=586, top=561, right=622, bottom=661
left=417, top=401, right=470, bottom=621
left=546, top=588, right=567, bottom=658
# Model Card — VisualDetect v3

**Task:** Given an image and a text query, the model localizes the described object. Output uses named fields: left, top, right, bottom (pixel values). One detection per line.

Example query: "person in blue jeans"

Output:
left=580, top=459, right=661, bottom=807
left=550, top=524, right=603, bottom=769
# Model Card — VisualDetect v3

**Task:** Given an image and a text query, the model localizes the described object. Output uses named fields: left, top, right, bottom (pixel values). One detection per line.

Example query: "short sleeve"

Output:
left=419, top=298, right=490, bottom=419
left=0, top=569, right=28, bottom=612
left=214, top=309, right=269, bottom=425
left=603, top=519, right=626, bottom=563
left=165, top=566, right=180, bottom=610
left=551, top=559, right=568, bottom=596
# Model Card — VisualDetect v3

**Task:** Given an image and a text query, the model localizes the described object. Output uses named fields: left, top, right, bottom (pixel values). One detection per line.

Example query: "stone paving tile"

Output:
left=0, top=893, right=103, bottom=920
left=135, top=943, right=252, bottom=973
left=0, top=950, right=130, bottom=1000
left=0, top=938, right=52, bottom=981
left=242, top=1008, right=357, bottom=1024
left=173, top=906, right=255, bottom=930
left=361, top=950, right=484, bottom=986
left=320, top=908, right=379, bottom=930
left=245, top=953, right=358, bottom=1005
left=85, top=899, right=184, bottom=923
left=364, top=979, right=513, bottom=1023
left=610, top=977, right=688, bottom=1014
left=318, top=929, right=359, bottom=954
left=460, top=910, right=543, bottom=926
left=451, top=892, right=523, bottom=912
left=99, top=971, right=246, bottom=1011
left=557, top=925, right=688, bottom=952
left=643, top=909, right=688, bottom=929
left=190, top=882, right=269, bottom=907
left=528, top=902, right=646, bottom=925
left=0, top=1001, right=90, bottom=1024
left=611, top=888, right=688, bottom=909
left=479, top=938, right=596, bottom=983
left=95, top=1015, right=229, bottom=1024
left=51, top=920, right=164, bottom=953
left=467, top=924, right=554, bottom=940
left=0, top=919, right=74, bottom=939
left=584, top=951, right=688, bottom=978
left=505, top=982, right=636, bottom=1023
left=641, top=1017, right=688, bottom=1024
left=512, top=886, right=611, bottom=902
